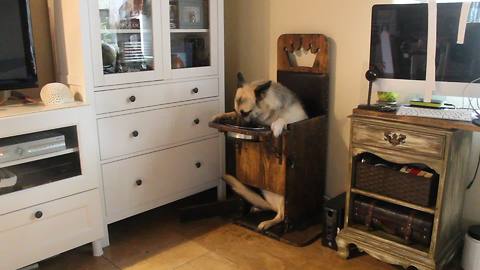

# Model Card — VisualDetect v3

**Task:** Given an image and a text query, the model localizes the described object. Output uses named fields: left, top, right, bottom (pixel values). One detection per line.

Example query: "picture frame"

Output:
left=178, top=0, right=206, bottom=29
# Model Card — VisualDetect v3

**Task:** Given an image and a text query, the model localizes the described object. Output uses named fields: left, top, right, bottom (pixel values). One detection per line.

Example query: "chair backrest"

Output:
left=277, top=34, right=330, bottom=117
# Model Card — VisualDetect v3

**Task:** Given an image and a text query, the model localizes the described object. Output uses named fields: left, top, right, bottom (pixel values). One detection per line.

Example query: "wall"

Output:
left=22, top=0, right=55, bottom=97
left=225, top=0, right=480, bottom=225
left=225, top=0, right=385, bottom=196
left=224, top=0, right=271, bottom=111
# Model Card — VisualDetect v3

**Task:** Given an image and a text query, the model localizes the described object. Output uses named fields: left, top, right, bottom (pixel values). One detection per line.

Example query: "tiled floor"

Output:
left=38, top=192, right=458, bottom=270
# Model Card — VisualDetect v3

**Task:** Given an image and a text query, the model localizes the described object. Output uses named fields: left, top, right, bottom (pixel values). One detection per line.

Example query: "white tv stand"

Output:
left=0, top=102, right=105, bottom=270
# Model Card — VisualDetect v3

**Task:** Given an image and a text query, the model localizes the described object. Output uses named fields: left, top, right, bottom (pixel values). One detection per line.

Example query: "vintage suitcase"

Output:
left=352, top=199, right=433, bottom=246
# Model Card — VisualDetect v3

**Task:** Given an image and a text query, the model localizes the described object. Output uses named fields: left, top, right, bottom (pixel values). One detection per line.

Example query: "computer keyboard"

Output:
left=397, top=106, right=473, bottom=122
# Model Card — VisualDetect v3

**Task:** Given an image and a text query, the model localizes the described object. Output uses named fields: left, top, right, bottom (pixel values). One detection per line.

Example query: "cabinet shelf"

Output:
left=101, top=29, right=152, bottom=34
left=0, top=148, right=79, bottom=169
left=170, top=29, right=209, bottom=33
left=351, top=188, right=436, bottom=214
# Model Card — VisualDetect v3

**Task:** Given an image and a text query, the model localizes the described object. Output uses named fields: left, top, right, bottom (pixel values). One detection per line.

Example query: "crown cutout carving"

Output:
left=287, top=47, right=317, bottom=68
left=278, top=34, right=329, bottom=74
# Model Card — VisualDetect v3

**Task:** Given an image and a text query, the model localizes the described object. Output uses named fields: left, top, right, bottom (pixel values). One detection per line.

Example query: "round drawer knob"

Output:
left=194, top=118, right=200, bottom=125
left=34, top=211, right=43, bottom=219
left=192, top=88, right=199, bottom=94
left=129, top=96, right=136, bottom=103
left=195, top=162, right=202, bottom=168
left=132, top=130, right=139, bottom=137
left=136, top=179, right=143, bottom=186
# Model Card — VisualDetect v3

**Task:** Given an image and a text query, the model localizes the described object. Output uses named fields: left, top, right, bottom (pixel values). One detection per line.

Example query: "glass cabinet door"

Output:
left=94, top=0, right=163, bottom=85
left=168, top=0, right=216, bottom=75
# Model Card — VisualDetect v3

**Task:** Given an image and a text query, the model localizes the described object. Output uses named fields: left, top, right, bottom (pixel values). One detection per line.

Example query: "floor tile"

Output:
left=38, top=245, right=118, bottom=270
left=121, top=241, right=209, bottom=270
left=174, top=252, right=238, bottom=270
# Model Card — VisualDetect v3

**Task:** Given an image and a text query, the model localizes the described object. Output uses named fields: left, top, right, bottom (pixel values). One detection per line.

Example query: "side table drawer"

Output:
left=0, top=190, right=103, bottom=270
left=352, top=121, right=446, bottom=159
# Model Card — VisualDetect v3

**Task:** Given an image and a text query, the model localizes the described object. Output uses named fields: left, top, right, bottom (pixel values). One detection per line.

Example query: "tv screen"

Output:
left=0, top=0, right=37, bottom=90
left=370, top=3, right=480, bottom=84
left=370, top=4, right=428, bottom=81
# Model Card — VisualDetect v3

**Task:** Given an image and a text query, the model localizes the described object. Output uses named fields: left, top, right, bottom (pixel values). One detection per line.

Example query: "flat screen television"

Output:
left=0, top=0, right=37, bottom=91
left=370, top=2, right=480, bottom=98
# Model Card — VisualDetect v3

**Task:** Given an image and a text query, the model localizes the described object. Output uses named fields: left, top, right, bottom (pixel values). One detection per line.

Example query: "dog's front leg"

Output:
left=271, top=118, right=287, bottom=137
left=211, top=111, right=238, bottom=122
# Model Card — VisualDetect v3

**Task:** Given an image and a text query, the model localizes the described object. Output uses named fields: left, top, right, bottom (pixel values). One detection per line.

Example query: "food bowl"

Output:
left=209, top=114, right=271, bottom=142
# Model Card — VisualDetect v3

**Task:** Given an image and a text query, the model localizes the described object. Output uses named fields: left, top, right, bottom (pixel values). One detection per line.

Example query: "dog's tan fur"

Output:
left=216, top=73, right=308, bottom=231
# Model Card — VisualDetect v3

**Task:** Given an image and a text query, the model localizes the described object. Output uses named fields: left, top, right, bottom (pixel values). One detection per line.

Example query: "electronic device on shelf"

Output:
left=322, top=192, right=346, bottom=251
left=0, top=168, right=17, bottom=188
left=397, top=106, right=473, bottom=122
left=0, top=132, right=67, bottom=164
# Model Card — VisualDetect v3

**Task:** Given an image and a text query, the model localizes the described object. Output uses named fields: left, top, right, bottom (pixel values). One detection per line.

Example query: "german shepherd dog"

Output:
left=216, top=73, right=308, bottom=231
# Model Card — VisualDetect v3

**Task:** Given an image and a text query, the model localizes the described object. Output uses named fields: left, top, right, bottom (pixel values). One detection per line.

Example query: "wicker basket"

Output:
left=354, top=162, right=438, bottom=207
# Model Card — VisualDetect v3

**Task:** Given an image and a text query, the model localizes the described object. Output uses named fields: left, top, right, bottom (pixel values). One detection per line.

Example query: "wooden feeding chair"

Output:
left=209, top=34, right=330, bottom=246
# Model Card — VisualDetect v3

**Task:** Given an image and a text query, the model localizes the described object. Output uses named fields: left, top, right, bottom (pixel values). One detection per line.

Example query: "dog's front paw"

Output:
left=271, top=119, right=287, bottom=137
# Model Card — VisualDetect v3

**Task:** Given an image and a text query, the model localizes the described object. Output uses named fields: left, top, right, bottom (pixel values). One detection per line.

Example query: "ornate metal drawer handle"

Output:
left=384, top=132, right=407, bottom=146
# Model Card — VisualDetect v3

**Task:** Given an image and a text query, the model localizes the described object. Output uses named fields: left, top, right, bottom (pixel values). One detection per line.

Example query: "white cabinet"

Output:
left=0, top=105, right=105, bottom=269
left=50, top=0, right=225, bottom=237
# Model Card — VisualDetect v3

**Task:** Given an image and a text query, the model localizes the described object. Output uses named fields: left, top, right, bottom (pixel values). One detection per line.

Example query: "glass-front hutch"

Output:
left=90, top=0, right=218, bottom=86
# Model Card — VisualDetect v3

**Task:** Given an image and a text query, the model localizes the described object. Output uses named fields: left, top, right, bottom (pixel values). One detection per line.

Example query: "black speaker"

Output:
left=322, top=192, right=346, bottom=250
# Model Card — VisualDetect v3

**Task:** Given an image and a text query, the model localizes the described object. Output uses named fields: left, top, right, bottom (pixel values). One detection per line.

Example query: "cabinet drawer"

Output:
left=351, top=121, right=446, bottom=159
left=0, top=190, right=103, bottom=270
left=95, top=79, right=219, bottom=114
left=97, top=100, right=219, bottom=160
left=102, top=137, right=220, bottom=223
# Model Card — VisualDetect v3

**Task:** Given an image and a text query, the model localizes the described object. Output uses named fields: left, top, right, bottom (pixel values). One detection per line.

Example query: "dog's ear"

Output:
left=237, top=72, right=246, bottom=88
left=255, top=81, right=272, bottom=101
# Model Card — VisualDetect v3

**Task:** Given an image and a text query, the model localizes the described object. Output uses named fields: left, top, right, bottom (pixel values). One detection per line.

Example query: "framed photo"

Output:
left=178, top=0, right=206, bottom=29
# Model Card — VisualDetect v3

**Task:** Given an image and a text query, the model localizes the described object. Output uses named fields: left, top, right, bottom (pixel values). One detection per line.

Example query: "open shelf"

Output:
left=352, top=152, right=439, bottom=208
left=349, top=224, right=430, bottom=254
left=351, top=188, right=436, bottom=214
left=0, top=126, right=82, bottom=196
left=170, top=29, right=209, bottom=33
left=0, top=152, right=82, bottom=196
left=0, top=148, right=79, bottom=169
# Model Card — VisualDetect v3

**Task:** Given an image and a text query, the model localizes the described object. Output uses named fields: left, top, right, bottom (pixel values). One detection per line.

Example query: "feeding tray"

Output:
left=201, top=34, right=330, bottom=246
left=209, top=115, right=272, bottom=142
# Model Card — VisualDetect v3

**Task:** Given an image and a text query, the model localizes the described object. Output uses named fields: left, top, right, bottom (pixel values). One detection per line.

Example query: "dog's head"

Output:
left=234, top=72, right=272, bottom=122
